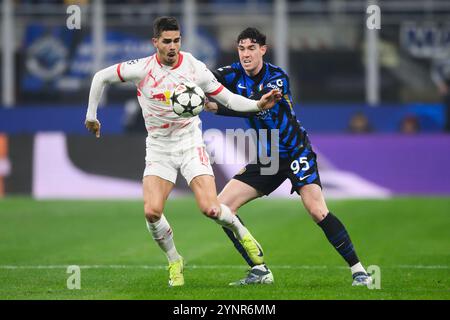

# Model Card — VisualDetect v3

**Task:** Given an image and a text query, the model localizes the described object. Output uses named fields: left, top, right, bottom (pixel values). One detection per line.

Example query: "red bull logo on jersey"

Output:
left=152, top=93, right=166, bottom=101
left=151, top=91, right=172, bottom=105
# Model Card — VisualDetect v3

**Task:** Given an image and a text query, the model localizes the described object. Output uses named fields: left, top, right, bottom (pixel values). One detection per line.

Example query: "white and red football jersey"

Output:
left=116, top=52, right=224, bottom=137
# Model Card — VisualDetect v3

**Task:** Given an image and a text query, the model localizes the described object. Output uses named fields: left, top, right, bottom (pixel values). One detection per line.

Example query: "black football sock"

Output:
left=318, top=212, right=359, bottom=267
left=222, top=215, right=255, bottom=268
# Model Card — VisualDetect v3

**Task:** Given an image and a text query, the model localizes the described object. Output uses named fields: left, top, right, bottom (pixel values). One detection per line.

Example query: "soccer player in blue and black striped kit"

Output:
left=206, top=28, right=372, bottom=286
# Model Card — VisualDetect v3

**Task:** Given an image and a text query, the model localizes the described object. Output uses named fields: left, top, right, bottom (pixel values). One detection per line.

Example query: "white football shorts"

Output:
left=143, top=125, right=214, bottom=185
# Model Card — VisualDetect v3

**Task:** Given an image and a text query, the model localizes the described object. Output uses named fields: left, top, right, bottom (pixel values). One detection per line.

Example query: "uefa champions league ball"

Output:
left=171, top=82, right=205, bottom=118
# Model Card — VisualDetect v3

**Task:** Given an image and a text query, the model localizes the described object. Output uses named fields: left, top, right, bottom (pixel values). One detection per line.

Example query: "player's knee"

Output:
left=200, top=202, right=221, bottom=219
left=144, top=203, right=163, bottom=222
left=307, top=206, right=328, bottom=223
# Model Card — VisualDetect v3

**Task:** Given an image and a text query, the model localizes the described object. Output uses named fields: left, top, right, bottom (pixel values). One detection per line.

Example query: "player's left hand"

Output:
left=257, top=89, right=282, bottom=110
left=85, top=119, right=101, bottom=138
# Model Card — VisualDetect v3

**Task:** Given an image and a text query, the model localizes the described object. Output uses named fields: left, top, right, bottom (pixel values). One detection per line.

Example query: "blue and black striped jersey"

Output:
left=214, top=62, right=306, bottom=159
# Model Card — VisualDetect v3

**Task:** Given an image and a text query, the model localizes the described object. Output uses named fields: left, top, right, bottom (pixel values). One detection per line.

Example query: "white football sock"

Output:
left=350, top=262, right=367, bottom=275
left=146, top=214, right=181, bottom=263
left=252, top=264, right=269, bottom=271
left=215, top=204, right=249, bottom=240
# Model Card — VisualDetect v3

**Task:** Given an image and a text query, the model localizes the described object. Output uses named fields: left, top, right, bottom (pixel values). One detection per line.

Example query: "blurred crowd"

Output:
left=347, top=112, right=422, bottom=135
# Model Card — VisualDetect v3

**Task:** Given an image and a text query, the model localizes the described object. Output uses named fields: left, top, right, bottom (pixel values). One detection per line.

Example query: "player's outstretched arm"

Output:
left=212, top=86, right=281, bottom=113
left=85, top=65, right=123, bottom=138
left=205, top=101, right=257, bottom=118
left=196, top=59, right=281, bottom=112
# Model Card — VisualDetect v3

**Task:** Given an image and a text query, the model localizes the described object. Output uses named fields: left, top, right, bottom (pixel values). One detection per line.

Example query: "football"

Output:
left=170, top=82, right=205, bottom=117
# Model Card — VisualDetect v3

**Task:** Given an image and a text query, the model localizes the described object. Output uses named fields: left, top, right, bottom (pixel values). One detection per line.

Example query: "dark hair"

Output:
left=237, top=27, right=266, bottom=46
left=153, top=16, right=180, bottom=38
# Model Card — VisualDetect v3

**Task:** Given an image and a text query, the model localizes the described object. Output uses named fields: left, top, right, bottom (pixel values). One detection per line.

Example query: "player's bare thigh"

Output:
left=189, top=174, right=222, bottom=218
left=143, top=175, right=175, bottom=222
left=299, top=183, right=329, bottom=223
left=218, top=179, right=261, bottom=214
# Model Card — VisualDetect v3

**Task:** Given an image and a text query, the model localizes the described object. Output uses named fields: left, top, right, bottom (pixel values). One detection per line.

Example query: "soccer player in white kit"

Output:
left=84, top=17, right=281, bottom=286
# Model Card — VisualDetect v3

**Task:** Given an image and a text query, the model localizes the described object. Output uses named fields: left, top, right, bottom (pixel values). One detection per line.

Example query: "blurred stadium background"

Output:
left=0, top=0, right=449, bottom=299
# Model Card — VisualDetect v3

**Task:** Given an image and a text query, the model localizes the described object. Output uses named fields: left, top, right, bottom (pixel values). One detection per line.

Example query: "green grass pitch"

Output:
left=0, top=197, right=449, bottom=300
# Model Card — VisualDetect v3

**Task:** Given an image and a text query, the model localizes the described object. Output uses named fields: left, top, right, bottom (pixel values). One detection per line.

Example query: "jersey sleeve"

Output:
left=115, top=58, right=148, bottom=84
left=212, top=69, right=225, bottom=85
left=86, top=58, right=147, bottom=121
left=212, top=65, right=236, bottom=92
left=193, top=59, right=225, bottom=97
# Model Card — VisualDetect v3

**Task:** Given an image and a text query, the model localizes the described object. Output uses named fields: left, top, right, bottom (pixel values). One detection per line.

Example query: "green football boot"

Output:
left=168, top=257, right=184, bottom=287
left=240, top=233, right=264, bottom=265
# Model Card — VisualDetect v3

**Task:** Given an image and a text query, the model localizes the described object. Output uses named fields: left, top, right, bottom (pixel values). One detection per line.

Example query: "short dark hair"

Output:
left=153, top=16, right=180, bottom=38
left=237, top=27, right=266, bottom=46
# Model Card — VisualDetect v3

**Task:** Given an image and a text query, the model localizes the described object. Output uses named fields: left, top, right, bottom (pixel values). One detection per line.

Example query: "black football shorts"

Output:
left=233, top=134, right=322, bottom=195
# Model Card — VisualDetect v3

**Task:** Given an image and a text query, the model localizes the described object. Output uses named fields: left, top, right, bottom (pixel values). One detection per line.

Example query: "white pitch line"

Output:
left=0, top=265, right=449, bottom=270
left=397, top=265, right=450, bottom=269
left=0, top=265, right=326, bottom=270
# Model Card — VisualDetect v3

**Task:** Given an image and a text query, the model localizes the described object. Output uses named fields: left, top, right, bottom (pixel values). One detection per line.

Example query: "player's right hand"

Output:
left=85, top=119, right=101, bottom=138
left=204, top=102, right=218, bottom=113
left=257, top=89, right=282, bottom=111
